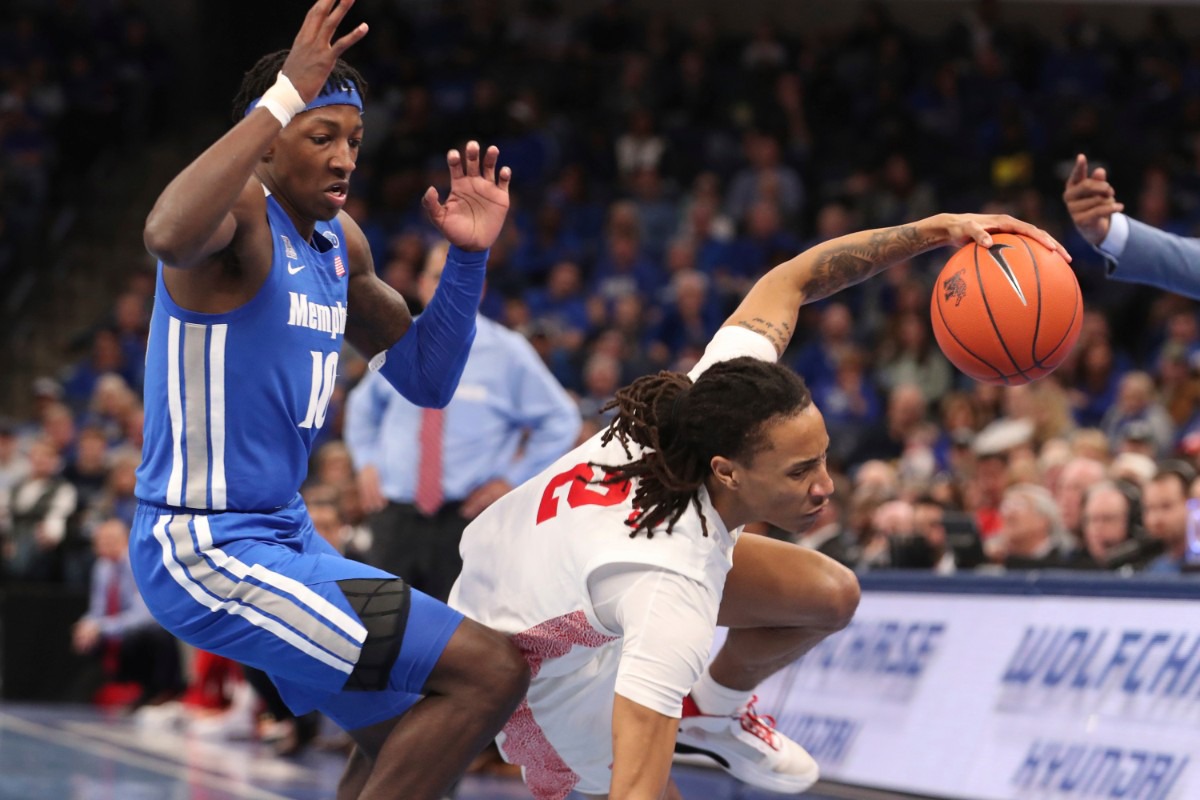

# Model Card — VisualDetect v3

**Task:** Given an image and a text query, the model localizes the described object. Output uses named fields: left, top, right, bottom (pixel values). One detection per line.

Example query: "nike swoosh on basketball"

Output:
left=287, top=263, right=305, bottom=275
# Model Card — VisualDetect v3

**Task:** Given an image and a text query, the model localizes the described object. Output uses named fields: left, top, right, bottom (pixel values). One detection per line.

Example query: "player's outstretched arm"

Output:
left=609, top=694, right=680, bottom=800
left=721, top=214, right=1069, bottom=356
left=362, top=141, right=512, bottom=408
left=142, top=0, right=367, bottom=268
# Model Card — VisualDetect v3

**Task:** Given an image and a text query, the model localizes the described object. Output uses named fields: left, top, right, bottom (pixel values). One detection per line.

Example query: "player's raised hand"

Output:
left=933, top=213, right=1071, bottom=261
left=423, top=141, right=512, bottom=252
left=1063, top=153, right=1124, bottom=248
left=281, top=0, right=369, bottom=103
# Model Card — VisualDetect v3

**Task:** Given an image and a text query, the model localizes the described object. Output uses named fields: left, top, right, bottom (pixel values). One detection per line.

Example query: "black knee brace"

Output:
left=337, top=578, right=411, bottom=691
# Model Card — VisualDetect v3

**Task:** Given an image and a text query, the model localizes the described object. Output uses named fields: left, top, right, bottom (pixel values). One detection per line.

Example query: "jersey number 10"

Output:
left=300, top=350, right=339, bottom=429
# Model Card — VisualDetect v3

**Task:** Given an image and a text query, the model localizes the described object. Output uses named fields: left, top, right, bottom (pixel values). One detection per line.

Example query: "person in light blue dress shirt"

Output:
left=73, top=518, right=183, bottom=706
left=345, top=241, right=582, bottom=601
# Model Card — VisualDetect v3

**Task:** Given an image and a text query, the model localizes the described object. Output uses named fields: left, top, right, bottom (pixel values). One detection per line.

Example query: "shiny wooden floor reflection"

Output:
left=0, top=703, right=868, bottom=800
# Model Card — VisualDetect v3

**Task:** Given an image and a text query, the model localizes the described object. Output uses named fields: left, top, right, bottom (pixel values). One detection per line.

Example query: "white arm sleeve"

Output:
left=687, top=325, right=779, bottom=381
left=588, top=563, right=720, bottom=718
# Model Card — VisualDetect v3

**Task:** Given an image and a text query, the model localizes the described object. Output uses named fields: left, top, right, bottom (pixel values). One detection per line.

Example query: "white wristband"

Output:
left=257, top=71, right=306, bottom=127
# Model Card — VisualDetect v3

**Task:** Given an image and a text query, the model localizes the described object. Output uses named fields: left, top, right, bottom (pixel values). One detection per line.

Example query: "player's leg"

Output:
left=336, top=740, right=374, bottom=800
left=676, top=534, right=859, bottom=794
left=322, top=584, right=529, bottom=800
left=713, top=533, right=860, bottom=687
left=301, top=520, right=528, bottom=798
left=133, top=505, right=527, bottom=799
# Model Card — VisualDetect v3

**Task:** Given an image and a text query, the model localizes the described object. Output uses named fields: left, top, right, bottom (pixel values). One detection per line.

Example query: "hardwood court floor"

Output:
left=0, top=702, right=877, bottom=800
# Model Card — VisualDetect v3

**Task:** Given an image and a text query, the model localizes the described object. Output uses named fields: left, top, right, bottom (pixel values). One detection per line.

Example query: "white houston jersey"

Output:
left=452, top=426, right=738, bottom=656
left=450, top=325, right=778, bottom=656
left=448, top=325, right=778, bottom=799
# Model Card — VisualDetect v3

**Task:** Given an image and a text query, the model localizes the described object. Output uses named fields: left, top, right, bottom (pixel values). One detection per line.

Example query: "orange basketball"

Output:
left=930, top=233, right=1083, bottom=386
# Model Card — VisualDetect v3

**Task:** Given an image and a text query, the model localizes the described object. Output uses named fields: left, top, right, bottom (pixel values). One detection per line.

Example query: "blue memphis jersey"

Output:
left=137, top=193, right=350, bottom=511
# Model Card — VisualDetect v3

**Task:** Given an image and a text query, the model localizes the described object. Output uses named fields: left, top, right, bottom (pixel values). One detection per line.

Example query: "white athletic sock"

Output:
left=690, top=668, right=753, bottom=717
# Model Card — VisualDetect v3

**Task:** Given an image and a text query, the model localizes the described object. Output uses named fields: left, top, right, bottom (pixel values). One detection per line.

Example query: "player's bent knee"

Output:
left=471, top=627, right=529, bottom=712
left=819, top=561, right=861, bottom=631
left=484, top=631, right=531, bottom=705
left=472, top=639, right=529, bottom=721
left=439, top=619, right=530, bottom=712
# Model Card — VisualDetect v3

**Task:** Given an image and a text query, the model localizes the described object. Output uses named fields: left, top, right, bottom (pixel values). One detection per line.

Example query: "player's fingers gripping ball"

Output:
left=931, top=233, right=1083, bottom=386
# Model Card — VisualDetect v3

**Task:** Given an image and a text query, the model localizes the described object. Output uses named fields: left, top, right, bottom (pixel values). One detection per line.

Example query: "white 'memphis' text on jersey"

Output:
left=137, top=194, right=350, bottom=511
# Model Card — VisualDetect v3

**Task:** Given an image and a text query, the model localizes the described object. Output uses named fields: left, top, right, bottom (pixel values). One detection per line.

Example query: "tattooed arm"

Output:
left=722, top=213, right=1069, bottom=355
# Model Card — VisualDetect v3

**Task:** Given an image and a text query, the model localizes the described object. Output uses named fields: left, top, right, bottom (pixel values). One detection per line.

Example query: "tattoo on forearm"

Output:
left=737, top=317, right=793, bottom=355
left=801, top=225, right=937, bottom=302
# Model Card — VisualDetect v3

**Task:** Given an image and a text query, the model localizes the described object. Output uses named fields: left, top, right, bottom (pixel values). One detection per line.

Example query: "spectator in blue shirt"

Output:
left=725, top=131, right=805, bottom=227
left=590, top=201, right=666, bottom=302
left=345, top=241, right=582, bottom=602
left=648, top=270, right=723, bottom=362
left=723, top=198, right=803, bottom=281
left=524, top=259, right=593, bottom=337
left=60, top=328, right=140, bottom=415
left=790, top=301, right=857, bottom=393
left=814, top=346, right=883, bottom=468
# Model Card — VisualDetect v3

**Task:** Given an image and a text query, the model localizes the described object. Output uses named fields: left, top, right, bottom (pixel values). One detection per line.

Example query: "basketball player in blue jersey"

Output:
left=130, top=2, right=529, bottom=798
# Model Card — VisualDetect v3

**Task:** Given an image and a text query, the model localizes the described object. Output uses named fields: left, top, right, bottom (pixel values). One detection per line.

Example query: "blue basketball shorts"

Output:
left=128, top=495, right=463, bottom=731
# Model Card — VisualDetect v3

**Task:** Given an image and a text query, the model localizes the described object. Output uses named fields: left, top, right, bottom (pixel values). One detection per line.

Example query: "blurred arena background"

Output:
left=1, top=1, right=1199, bottom=799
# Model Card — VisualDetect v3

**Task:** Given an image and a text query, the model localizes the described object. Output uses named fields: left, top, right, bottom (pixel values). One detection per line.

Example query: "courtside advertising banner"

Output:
left=738, top=591, right=1200, bottom=800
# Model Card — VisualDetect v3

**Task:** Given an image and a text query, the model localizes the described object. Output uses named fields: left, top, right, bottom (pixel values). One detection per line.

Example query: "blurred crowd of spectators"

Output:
left=6, top=0, right=1200, bottom=592
left=0, top=0, right=171, bottom=287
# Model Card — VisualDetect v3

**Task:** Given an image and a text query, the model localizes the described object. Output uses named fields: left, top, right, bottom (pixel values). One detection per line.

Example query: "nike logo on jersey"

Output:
left=287, top=263, right=306, bottom=275
left=986, top=243, right=1027, bottom=306
left=288, top=292, right=346, bottom=340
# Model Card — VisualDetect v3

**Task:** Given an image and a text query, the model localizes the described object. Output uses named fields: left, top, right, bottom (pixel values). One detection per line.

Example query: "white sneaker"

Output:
left=188, top=709, right=257, bottom=740
left=134, top=700, right=187, bottom=731
left=675, top=694, right=819, bottom=794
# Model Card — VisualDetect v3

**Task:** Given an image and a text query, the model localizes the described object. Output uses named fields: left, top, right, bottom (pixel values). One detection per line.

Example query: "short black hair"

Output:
left=231, top=49, right=369, bottom=122
left=1153, top=459, right=1198, bottom=494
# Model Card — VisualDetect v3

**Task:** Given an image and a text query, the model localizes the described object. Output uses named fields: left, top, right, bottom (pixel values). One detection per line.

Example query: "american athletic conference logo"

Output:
left=942, top=269, right=967, bottom=307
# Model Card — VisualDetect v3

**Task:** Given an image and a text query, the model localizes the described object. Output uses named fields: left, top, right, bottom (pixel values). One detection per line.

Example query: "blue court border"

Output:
left=860, top=570, right=1200, bottom=601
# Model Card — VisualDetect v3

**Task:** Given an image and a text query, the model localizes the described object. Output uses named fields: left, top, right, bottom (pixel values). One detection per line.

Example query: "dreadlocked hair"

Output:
left=592, top=357, right=813, bottom=539
left=231, top=50, right=369, bottom=122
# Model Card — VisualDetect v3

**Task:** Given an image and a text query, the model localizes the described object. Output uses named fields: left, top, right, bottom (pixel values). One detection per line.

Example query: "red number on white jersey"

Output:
left=536, top=463, right=632, bottom=524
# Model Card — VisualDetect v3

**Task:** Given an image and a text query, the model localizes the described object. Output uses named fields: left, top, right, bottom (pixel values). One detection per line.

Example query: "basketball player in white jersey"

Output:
left=450, top=213, right=1069, bottom=799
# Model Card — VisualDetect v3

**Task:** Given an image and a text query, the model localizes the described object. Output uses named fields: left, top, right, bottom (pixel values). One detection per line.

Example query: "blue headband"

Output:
left=246, top=80, right=363, bottom=118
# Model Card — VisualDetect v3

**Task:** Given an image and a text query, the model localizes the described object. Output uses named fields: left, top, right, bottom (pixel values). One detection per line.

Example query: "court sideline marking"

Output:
left=0, top=711, right=294, bottom=800
left=65, top=719, right=317, bottom=783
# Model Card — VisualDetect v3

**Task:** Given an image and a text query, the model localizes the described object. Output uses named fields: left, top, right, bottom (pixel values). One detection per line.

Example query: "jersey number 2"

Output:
left=536, top=463, right=631, bottom=524
left=300, top=351, right=339, bottom=429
